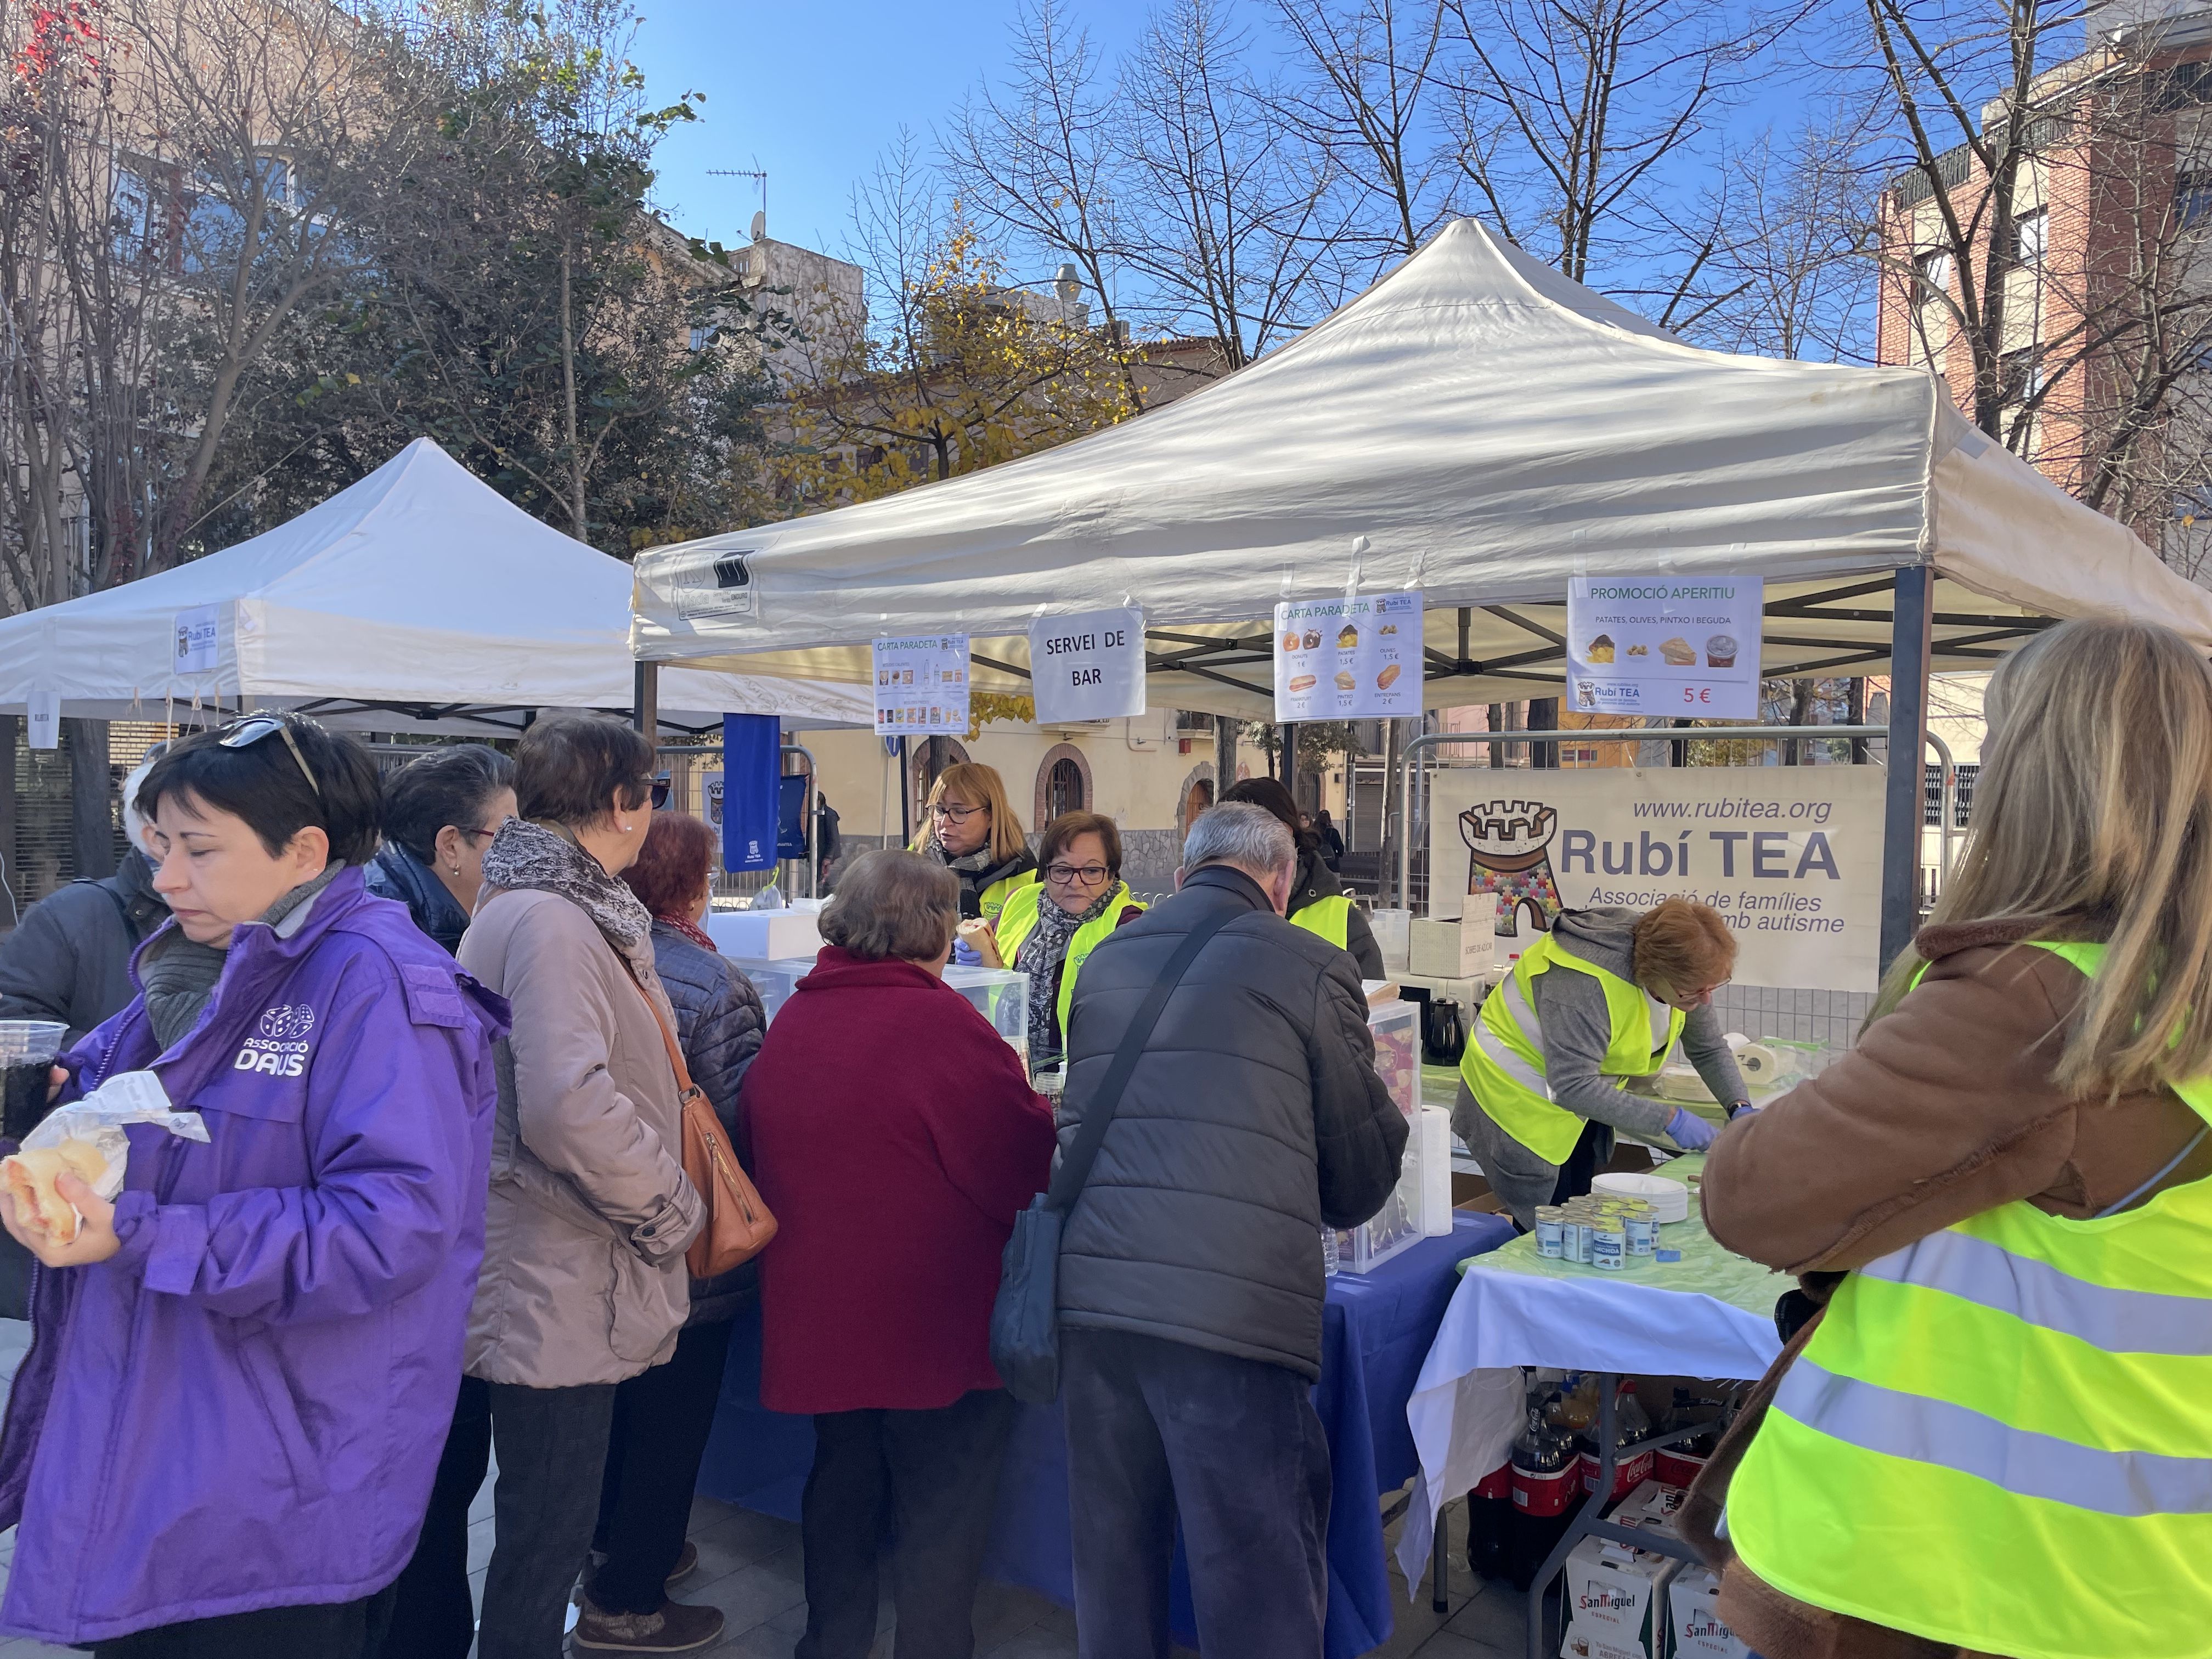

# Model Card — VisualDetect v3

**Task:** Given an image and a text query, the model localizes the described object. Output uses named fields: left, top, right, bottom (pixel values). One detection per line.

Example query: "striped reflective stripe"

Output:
left=1861, top=1229, right=2212, bottom=1357
left=1474, top=975, right=1554, bottom=1102
left=1775, top=1358, right=2212, bottom=1517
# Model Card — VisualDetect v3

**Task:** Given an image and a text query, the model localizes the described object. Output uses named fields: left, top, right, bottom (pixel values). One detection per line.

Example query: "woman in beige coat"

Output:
left=383, top=715, right=706, bottom=1659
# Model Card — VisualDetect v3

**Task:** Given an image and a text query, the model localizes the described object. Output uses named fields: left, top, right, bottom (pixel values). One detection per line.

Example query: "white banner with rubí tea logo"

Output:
left=1425, top=766, right=1884, bottom=992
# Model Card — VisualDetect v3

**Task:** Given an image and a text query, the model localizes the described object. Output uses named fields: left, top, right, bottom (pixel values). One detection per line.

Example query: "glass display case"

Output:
left=1337, top=998, right=1426, bottom=1273
left=726, top=957, right=1030, bottom=1063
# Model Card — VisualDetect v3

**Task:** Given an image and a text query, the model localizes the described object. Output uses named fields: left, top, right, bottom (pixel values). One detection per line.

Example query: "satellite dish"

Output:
left=749, top=210, right=767, bottom=243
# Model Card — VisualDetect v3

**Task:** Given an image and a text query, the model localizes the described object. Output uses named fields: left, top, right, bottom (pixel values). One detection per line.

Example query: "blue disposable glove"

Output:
left=951, top=937, right=984, bottom=967
left=1666, top=1107, right=1718, bottom=1152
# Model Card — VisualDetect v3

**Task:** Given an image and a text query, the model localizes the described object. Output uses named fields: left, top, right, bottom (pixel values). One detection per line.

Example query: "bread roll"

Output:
left=3, top=1139, right=107, bottom=1242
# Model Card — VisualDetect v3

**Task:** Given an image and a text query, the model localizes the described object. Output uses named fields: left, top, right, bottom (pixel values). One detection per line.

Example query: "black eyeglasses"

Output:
left=930, top=801, right=986, bottom=823
left=1045, top=862, right=1111, bottom=887
left=219, top=715, right=321, bottom=799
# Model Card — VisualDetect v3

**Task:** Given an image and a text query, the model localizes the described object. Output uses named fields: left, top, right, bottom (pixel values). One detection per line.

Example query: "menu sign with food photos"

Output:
left=872, top=634, right=970, bottom=735
left=1566, top=575, right=1763, bottom=720
left=1272, top=591, right=1423, bottom=721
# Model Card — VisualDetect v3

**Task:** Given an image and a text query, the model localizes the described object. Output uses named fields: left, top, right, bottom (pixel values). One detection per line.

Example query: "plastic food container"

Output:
left=1592, top=1171, right=1691, bottom=1223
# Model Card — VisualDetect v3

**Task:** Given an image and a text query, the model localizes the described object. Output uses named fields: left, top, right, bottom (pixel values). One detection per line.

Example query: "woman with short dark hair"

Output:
left=742, top=849, right=1054, bottom=1657
left=366, top=744, right=517, bottom=952
left=574, top=812, right=766, bottom=1651
left=989, top=810, right=1146, bottom=1071
left=0, top=715, right=505, bottom=1657
left=388, top=715, right=708, bottom=1659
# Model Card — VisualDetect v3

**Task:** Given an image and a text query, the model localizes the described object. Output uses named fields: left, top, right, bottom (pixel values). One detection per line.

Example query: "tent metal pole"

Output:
left=898, top=737, right=912, bottom=848
left=632, top=661, right=658, bottom=737
left=1881, top=567, right=1934, bottom=969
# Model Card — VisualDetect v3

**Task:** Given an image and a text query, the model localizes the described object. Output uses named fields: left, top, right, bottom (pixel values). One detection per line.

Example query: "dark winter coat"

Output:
left=1053, top=864, right=1408, bottom=1379
left=364, top=843, right=471, bottom=957
left=648, top=919, right=766, bottom=1323
left=0, top=853, right=167, bottom=1045
left=1287, top=849, right=1384, bottom=979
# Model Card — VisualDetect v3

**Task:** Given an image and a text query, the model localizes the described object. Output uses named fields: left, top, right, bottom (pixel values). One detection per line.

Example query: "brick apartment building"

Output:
left=1877, top=0, right=2212, bottom=562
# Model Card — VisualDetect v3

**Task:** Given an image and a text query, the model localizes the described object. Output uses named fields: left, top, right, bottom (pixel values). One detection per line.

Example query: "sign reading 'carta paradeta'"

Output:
left=1424, top=764, right=1882, bottom=992
left=1567, top=574, right=1763, bottom=720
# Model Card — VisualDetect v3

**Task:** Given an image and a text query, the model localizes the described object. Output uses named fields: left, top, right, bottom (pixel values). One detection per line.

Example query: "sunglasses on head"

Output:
left=650, top=777, right=670, bottom=809
left=219, top=714, right=321, bottom=798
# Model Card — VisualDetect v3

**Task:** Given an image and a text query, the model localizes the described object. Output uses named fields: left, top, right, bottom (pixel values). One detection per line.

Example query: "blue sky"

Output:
left=628, top=1, right=1145, bottom=259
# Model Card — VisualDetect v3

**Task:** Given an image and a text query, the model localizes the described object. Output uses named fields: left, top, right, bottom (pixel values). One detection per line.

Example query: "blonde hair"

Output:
left=1630, top=898, right=1737, bottom=995
left=1873, top=616, right=2212, bottom=1098
left=910, top=761, right=1028, bottom=863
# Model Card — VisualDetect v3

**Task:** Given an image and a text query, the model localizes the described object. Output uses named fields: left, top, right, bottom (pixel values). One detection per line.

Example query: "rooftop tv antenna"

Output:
left=709, top=162, right=768, bottom=240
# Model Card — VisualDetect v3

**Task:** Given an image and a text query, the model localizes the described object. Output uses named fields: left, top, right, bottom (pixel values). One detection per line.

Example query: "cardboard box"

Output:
left=1412, top=912, right=1496, bottom=978
left=703, top=908, right=822, bottom=961
left=1557, top=1533, right=1681, bottom=1659
left=1669, top=1567, right=1751, bottom=1659
left=1611, top=1479, right=1688, bottom=1542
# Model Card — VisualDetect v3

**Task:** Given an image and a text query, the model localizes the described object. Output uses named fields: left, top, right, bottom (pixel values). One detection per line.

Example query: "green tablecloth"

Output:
left=1459, top=1155, right=1786, bottom=1321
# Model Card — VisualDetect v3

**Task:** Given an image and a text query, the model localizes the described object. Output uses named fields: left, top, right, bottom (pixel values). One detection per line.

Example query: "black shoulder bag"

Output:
left=989, top=904, right=1235, bottom=1404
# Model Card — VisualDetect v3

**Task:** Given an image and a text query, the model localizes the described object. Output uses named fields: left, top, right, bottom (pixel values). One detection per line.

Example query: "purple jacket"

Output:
left=0, top=867, right=506, bottom=1645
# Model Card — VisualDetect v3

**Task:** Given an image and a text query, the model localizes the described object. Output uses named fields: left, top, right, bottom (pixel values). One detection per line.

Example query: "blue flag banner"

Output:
left=777, top=774, right=810, bottom=860
left=721, top=714, right=781, bottom=872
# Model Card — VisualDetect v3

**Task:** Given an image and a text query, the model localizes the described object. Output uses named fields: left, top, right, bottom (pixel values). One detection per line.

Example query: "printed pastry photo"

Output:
left=1626, top=644, right=1649, bottom=657
left=1659, top=636, right=1697, bottom=665
left=1289, top=673, right=1317, bottom=692
left=1380, top=623, right=1398, bottom=635
left=1334, top=669, right=1358, bottom=690
left=1376, top=662, right=1402, bottom=690
left=1302, top=629, right=1323, bottom=650
left=1584, top=633, right=1616, bottom=664
left=1336, top=624, right=1359, bottom=649
left=1282, top=630, right=1302, bottom=652
left=1706, top=633, right=1739, bottom=668
left=3, top=1139, right=105, bottom=1242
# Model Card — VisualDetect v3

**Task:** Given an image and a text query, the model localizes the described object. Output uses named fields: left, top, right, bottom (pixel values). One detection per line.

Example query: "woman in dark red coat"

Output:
left=742, top=848, right=1054, bottom=1659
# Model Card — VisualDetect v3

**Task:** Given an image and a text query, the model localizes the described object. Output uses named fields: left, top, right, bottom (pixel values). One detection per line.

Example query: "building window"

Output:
left=1914, top=248, right=1953, bottom=301
left=1046, top=757, right=1085, bottom=818
left=689, top=325, right=713, bottom=352
left=1561, top=746, right=1599, bottom=768
left=2180, top=173, right=2212, bottom=230
left=2012, top=207, right=2049, bottom=265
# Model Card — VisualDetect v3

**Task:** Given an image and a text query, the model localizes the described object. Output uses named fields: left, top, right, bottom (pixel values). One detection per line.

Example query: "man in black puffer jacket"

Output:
left=1054, top=802, right=1406, bottom=1658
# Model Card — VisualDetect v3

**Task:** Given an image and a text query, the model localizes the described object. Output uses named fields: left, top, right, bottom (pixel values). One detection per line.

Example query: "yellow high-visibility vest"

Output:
left=1457, top=931, right=1682, bottom=1164
left=977, top=867, right=1037, bottom=925
left=1727, top=939, right=2212, bottom=1659
left=993, top=881, right=1147, bottom=1043
left=1289, top=894, right=1352, bottom=949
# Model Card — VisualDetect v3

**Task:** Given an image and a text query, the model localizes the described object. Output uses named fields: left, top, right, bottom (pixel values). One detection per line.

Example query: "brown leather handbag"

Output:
left=629, top=970, right=777, bottom=1277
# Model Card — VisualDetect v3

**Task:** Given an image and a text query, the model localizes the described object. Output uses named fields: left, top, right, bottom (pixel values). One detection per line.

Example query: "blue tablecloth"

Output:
left=697, top=1210, right=1514, bottom=1658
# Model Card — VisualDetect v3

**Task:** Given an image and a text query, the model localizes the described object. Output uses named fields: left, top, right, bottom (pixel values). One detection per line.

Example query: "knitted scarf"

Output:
left=481, top=819, right=657, bottom=984
left=1017, top=885, right=1115, bottom=1064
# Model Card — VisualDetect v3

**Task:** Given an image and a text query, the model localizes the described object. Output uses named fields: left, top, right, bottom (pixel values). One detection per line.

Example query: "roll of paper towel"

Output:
left=1418, top=1105, right=1454, bottom=1235
left=1733, top=1042, right=1784, bottom=1087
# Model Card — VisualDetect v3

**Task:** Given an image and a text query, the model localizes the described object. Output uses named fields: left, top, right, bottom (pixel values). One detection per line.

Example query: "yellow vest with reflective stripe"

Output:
left=1290, top=894, right=1352, bottom=949
left=978, top=868, right=1037, bottom=926
left=1728, top=940, right=2212, bottom=1659
left=1457, top=932, right=1684, bottom=1165
left=992, top=881, right=1147, bottom=1043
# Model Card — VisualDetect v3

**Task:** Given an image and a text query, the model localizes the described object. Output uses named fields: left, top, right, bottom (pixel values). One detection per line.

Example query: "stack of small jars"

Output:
left=1532, top=1194, right=1660, bottom=1269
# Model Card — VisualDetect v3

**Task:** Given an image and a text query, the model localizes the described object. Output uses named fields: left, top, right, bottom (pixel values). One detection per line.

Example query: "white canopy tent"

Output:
left=631, top=217, right=2212, bottom=718
left=0, top=438, right=869, bottom=737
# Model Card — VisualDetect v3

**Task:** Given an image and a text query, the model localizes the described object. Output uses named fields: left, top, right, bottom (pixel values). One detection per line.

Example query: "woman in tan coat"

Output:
left=383, top=716, right=706, bottom=1659
left=1691, top=617, right=2212, bottom=1659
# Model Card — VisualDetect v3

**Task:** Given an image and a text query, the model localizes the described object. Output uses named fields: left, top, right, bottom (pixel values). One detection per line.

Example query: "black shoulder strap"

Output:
left=1045, top=902, right=1238, bottom=1212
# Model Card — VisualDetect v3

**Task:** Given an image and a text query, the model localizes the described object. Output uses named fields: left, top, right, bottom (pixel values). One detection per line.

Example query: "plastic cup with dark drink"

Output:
left=0, top=1022, right=67, bottom=1143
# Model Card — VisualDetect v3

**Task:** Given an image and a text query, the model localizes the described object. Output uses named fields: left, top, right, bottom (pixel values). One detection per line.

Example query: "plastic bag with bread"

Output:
left=1, top=1069, right=208, bottom=1244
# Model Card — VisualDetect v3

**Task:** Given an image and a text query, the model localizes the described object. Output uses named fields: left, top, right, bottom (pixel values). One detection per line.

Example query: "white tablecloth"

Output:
left=1393, top=1240, right=1784, bottom=1590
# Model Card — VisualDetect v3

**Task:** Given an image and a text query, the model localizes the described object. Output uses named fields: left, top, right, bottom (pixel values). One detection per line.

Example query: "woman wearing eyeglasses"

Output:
left=0, top=716, right=505, bottom=1658
left=364, top=744, right=517, bottom=954
left=911, top=763, right=1037, bottom=930
left=991, top=812, right=1146, bottom=1073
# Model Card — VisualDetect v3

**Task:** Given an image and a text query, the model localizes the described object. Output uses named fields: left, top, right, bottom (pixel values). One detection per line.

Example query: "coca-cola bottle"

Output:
left=1655, top=1385, right=1725, bottom=1488
left=1578, top=1379, right=1655, bottom=1506
left=1466, top=1376, right=1549, bottom=1582
left=1506, top=1403, right=1584, bottom=1589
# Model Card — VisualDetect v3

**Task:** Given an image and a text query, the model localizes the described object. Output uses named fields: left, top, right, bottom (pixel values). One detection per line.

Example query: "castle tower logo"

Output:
left=1459, top=797, right=1564, bottom=939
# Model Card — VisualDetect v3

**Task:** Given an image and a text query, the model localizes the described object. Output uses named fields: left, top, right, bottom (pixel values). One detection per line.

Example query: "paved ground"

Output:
left=0, top=1321, right=1531, bottom=1658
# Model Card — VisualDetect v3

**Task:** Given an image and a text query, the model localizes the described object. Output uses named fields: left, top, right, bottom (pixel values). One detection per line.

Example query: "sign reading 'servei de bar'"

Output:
left=1029, top=607, right=1146, bottom=724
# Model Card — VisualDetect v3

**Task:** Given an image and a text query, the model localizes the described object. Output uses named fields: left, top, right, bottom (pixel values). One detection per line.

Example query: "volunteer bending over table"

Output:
left=1452, top=899, right=1750, bottom=1227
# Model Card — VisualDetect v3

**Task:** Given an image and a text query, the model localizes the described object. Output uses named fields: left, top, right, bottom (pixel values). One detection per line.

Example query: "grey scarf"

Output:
left=1017, top=885, right=1115, bottom=1064
left=481, top=819, right=656, bottom=980
left=141, top=866, right=343, bottom=1051
left=926, top=838, right=998, bottom=878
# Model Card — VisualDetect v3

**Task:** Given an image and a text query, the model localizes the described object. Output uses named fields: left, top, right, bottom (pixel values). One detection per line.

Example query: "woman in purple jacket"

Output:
left=0, top=716, right=505, bottom=1659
